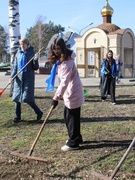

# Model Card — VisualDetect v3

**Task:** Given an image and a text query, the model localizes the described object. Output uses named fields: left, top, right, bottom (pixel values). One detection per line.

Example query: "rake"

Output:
left=91, top=136, right=135, bottom=179
left=11, top=105, right=54, bottom=162
left=0, top=47, right=44, bottom=97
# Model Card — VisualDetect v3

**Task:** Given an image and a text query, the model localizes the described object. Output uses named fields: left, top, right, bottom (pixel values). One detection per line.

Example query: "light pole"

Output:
left=68, top=22, right=93, bottom=35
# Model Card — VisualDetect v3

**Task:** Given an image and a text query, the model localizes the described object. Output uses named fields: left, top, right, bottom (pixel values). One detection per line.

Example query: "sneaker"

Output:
left=37, top=112, right=43, bottom=121
left=112, top=102, right=116, bottom=105
left=61, top=145, right=80, bottom=151
left=102, top=99, right=105, bottom=102
left=13, top=117, right=21, bottom=123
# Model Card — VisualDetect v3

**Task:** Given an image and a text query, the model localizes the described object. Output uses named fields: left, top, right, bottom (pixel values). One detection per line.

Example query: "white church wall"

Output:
left=123, top=33, right=133, bottom=48
left=85, top=32, right=107, bottom=48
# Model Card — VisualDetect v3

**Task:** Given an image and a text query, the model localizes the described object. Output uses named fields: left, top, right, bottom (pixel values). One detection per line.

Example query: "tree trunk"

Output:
left=8, top=0, right=21, bottom=97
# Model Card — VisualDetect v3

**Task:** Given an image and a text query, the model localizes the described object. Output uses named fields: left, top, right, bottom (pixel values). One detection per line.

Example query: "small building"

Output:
left=75, top=0, right=135, bottom=78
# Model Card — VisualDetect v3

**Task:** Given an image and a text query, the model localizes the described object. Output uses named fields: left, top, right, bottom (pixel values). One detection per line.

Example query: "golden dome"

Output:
left=101, top=0, right=114, bottom=16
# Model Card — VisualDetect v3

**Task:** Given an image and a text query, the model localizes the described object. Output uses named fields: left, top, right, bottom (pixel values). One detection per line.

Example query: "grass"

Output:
left=0, top=86, right=135, bottom=180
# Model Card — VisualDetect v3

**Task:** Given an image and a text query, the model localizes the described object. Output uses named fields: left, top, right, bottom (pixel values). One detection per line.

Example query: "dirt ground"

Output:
left=0, top=86, right=135, bottom=180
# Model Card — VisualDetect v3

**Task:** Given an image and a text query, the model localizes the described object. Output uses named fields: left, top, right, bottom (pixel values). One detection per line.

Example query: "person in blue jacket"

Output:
left=115, top=54, right=123, bottom=83
left=100, top=50, right=117, bottom=105
left=9, top=38, right=43, bottom=123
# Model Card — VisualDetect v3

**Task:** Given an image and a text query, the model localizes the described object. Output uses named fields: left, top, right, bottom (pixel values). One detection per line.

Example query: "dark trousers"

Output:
left=101, top=76, right=116, bottom=103
left=15, top=102, right=42, bottom=118
left=108, top=77, right=116, bottom=103
left=64, top=106, right=82, bottom=147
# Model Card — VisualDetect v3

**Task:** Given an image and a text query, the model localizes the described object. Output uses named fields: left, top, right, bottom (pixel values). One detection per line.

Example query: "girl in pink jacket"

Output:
left=48, top=37, right=84, bottom=151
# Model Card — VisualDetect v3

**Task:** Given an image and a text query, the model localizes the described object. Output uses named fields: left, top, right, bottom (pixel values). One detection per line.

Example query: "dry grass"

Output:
left=0, top=86, right=135, bottom=180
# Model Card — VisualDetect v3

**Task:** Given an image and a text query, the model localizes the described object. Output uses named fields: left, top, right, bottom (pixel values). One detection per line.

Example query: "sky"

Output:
left=1, top=0, right=135, bottom=38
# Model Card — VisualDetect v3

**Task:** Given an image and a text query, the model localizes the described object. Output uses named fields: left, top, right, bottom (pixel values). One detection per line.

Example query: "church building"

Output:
left=75, top=0, right=135, bottom=78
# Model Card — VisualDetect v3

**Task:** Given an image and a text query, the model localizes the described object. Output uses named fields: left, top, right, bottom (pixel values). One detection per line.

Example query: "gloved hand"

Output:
left=52, top=100, right=58, bottom=109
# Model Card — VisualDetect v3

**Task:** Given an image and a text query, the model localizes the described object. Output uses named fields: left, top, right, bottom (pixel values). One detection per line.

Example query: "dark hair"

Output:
left=108, top=50, right=113, bottom=54
left=48, top=37, right=72, bottom=64
left=106, top=50, right=113, bottom=59
left=106, top=50, right=114, bottom=66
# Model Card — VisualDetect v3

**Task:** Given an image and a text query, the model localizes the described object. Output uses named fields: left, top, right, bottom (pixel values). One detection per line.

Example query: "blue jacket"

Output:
left=11, top=46, right=39, bottom=102
left=100, top=58, right=116, bottom=77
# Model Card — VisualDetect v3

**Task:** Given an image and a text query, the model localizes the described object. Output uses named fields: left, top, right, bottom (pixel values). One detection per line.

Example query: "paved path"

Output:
left=0, top=72, right=135, bottom=90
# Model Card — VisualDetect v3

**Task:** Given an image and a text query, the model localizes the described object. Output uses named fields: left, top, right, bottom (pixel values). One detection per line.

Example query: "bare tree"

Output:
left=26, top=18, right=65, bottom=56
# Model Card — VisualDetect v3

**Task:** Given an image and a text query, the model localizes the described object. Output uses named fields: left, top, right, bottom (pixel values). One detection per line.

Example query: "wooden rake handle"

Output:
left=11, top=47, right=44, bottom=82
left=110, top=136, right=135, bottom=179
left=0, top=47, right=44, bottom=97
left=27, top=105, right=54, bottom=156
left=105, top=67, right=115, bottom=78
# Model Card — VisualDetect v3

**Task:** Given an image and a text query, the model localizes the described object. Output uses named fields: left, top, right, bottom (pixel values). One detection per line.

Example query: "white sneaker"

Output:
left=61, top=145, right=79, bottom=151
left=112, top=102, right=116, bottom=105
left=102, top=100, right=105, bottom=102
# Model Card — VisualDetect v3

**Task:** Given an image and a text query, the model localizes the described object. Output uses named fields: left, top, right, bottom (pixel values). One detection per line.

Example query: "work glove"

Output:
left=52, top=100, right=58, bottom=109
